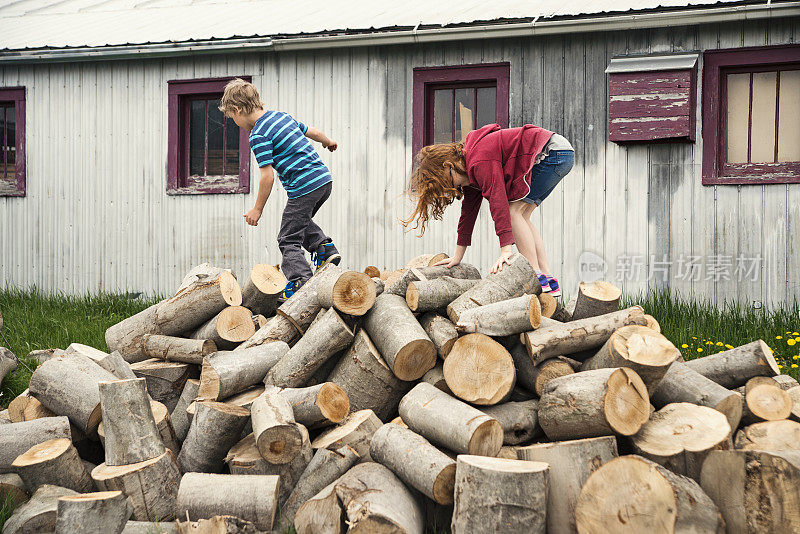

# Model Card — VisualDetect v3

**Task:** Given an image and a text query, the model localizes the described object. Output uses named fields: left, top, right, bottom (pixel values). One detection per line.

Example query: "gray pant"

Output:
left=277, top=182, right=335, bottom=283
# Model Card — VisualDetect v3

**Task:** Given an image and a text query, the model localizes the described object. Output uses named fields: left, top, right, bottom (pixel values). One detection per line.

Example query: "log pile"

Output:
left=3, top=258, right=799, bottom=534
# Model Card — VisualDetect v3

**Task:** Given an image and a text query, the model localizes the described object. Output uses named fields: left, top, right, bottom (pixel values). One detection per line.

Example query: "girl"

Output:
left=403, top=123, right=574, bottom=296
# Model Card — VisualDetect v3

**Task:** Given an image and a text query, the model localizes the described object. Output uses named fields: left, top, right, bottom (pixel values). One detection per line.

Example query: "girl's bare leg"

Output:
left=522, top=202, right=551, bottom=275
left=509, top=201, right=541, bottom=271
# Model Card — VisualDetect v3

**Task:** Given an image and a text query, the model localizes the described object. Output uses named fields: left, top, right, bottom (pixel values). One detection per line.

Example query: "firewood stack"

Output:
left=3, top=254, right=800, bottom=534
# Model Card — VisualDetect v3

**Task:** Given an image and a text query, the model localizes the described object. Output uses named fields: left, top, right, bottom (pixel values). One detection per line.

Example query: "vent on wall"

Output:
left=606, top=54, right=699, bottom=143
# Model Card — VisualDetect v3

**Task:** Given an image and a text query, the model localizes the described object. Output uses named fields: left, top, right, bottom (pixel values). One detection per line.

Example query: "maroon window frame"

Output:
left=412, top=63, right=510, bottom=156
left=0, top=87, right=26, bottom=197
left=702, top=45, right=800, bottom=185
left=167, top=77, right=251, bottom=195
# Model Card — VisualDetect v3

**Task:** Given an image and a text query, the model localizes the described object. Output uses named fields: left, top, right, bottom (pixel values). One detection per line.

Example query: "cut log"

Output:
left=197, top=342, right=289, bottom=401
left=171, top=379, right=200, bottom=442
left=265, top=308, right=354, bottom=388
left=252, top=314, right=267, bottom=330
left=97, top=399, right=178, bottom=456
left=643, top=314, right=661, bottom=332
left=293, top=479, right=345, bottom=534
left=538, top=367, right=650, bottom=441
left=0, top=417, right=72, bottom=474
left=175, top=263, right=231, bottom=295
left=700, top=449, right=800, bottom=533
left=327, top=330, right=411, bottom=421
left=7, top=389, right=30, bottom=423
left=176, top=472, right=279, bottom=531
left=418, top=313, right=459, bottom=359
left=364, top=266, right=381, bottom=278
left=370, top=423, right=456, bottom=505
left=240, top=264, right=286, bottom=317
left=788, top=386, right=800, bottom=421
left=570, top=281, right=621, bottom=321
left=774, top=374, right=800, bottom=390
left=373, top=277, right=385, bottom=296
left=580, top=325, right=680, bottom=393
left=175, top=516, right=258, bottom=533
left=99, top=378, right=165, bottom=466
left=121, top=521, right=177, bottom=534
left=274, top=383, right=350, bottom=427
left=399, top=383, right=503, bottom=456
left=537, top=293, right=556, bottom=318
left=178, top=400, right=249, bottom=473
left=479, top=400, right=541, bottom=445
left=517, top=436, right=618, bottom=534
left=2, top=485, right=78, bottom=534
left=155, top=270, right=242, bottom=336
left=311, top=409, right=382, bottom=462
left=451, top=455, right=548, bottom=534
left=190, top=306, right=255, bottom=350
left=238, top=314, right=299, bottom=348
left=421, top=363, right=451, bottom=394
left=406, top=253, right=449, bottom=268
left=631, top=402, right=732, bottom=481
left=651, top=362, right=744, bottom=431
left=447, top=254, right=538, bottom=323
left=91, top=450, right=180, bottom=522
left=385, top=263, right=481, bottom=298
left=21, top=397, right=56, bottom=421
left=250, top=390, right=304, bottom=465
left=28, top=353, right=117, bottom=435
left=529, top=356, right=579, bottom=396
left=130, top=359, right=192, bottom=413
left=521, top=306, right=648, bottom=365
left=550, top=296, right=573, bottom=322
left=739, top=381, right=793, bottom=426
left=316, top=264, right=377, bottom=316
left=275, top=267, right=329, bottom=334
left=1, top=346, right=19, bottom=384
left=0, top=473, right=28, bottom=506
left=508, top=342, right=538, bottom=394
left=143, top=334, right=216, bottom=365
left=456, top=294, right=542, bottom=337
left=734, top=419, right=800, bottom=450
left=684, top=339, right=779, bottom=388
left=27, top=349, right=59, bottom=366
left=90, top=350, right=137, bottom=380
left=105, top=301, right=163, bottom=364
left=363, top=294, right=437, bottom=381
left=54, top=490, right=131, bottom=534
left=406, top=277, right=479, bottom=313
left=443, top=333, right=515, bottom=405
left=577, top=455, right=725, bottom=534
left=12, top=438, right=93, bottom=492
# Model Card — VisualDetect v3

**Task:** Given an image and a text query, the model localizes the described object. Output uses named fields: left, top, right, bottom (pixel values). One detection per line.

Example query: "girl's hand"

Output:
left=433, top=257, right=461, bottom=268
left=491, top=246, right=514, bottom=274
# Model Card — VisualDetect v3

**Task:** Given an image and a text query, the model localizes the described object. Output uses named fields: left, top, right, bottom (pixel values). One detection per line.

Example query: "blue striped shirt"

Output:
left=249, top=111, right=332, bottom=199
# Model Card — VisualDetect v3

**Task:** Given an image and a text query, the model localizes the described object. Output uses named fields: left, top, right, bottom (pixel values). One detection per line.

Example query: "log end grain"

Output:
left=467, top=419, right=504, bottom=457
left=443, top=334, right=515, bottom=405
left=364, top=266, right=381, bottom=278
left=251, top=264, right=286, bottom=295
left=256, top=423, right=304, bottom=465
left=332, top=271, right=377, bottom=316
left=393, top=339, right=437, bottom=382
left=220, top=270, right=243, bottom=306
left=734, top=419, right=800, bottom=451
left=316, top=383, right=351, bottom=424
left=538, top=293, right=557, bottom=318
left=746, top=384, right=793, bottom=421
left=604, top=368, right=650, bottom=436
left=217, top=306, right=256, bottom=343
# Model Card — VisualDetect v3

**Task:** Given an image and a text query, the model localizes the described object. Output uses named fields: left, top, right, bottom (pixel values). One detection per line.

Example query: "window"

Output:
left=167, top=77, right=251, bottom=194
left=703, top=45, right=800, bottom=185
left=0, top=87, right=25, bottom=197
left=412, top=64, right=510, bottom=156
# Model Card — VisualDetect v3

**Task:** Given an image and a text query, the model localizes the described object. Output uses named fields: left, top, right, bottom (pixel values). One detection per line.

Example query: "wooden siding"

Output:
left=0, top=18, right=798, bottom=309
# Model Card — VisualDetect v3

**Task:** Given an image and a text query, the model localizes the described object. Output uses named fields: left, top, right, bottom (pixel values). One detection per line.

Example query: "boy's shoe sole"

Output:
left=315, top=253, right=342, bottom=272
left=549, top=288, right=562, bottom=297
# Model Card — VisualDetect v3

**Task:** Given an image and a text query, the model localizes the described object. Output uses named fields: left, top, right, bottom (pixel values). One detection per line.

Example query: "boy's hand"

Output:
left=324, top=139, right=338, bottom=152
left=243, top=207, right=263, bottom=226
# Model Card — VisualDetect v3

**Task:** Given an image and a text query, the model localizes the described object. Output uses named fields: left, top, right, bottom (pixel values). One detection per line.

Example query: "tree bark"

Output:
left=99, top=378, right=165, bottom=466
left=99, top=400, right=178, bottom=456
left=517, top=436, right=618, bottom=534
left=310, top=409, right=382, bottom=462
left=451, top=455, right=548, bottom=534
left=12, top=438, right=93, bottom=493
left=316, top=264, right=377, bottom=316
left=293, top=479, right=344, bottom=534
left=406, top=277, right=479, bottom=313
left=250, top=390, right=305, bottom=465
left=0, top=347, right=19, bottom=384
left=265, top=308, right=354, bottom=388
left=643, top=314, right=661, bottom=333
left=130, top=358, right=192, bottom=413
left=700, top=449, right=800, bottom=533
left=479, top=400, right=542, bottom=445
left=398, top=383, right=503, bottom=457
left=651, top=362, right=744, bottom=431
left=121, top=521, right=177, bottom=534
left=327, top=330, right=412, bottom=421
left=0, top=417, right=72, bottom=474
left=240, top=264, right=286, bottom=318
left=176, top=472, right=280, bottom=531
left=538, top=367, right=650, bottom=440
left=529, top=356, right=579, bottom=396
left=275, top=267, right=329, bottom=334
left=189, top=306, right=255, bottom=350
left=55, top=490, right=131, bottom=534
left=580, top=325, right=680, bottom=393
left=197, top=341, right=289, bottom=401
left=273, top=383, right=350, bottom=428
left=2, top=484, right=78, bottom=534
left=521, top=306, right=648, bottom=365
left=178, top=400, right=250, bottom=473
left=239, top=314, right=299, bottom=349
left=363, top=294, right=437, bottom=381
left=443, top=333, right=516, bottom=405
left=155, top=270, right=242, bottom=336
left=577, top=455, right=725, bottom=534
left=734, top=419, right=800, bottom=450
left=91, top=450, right=181, bottom=522
left=631, top=402, right=732, bottom=482
left=171, top=379, right=200, bottom=442
left=0, top=473, right=27, bottom=506
left=105, top=301, right=163, bottom=364
left=28, top=353, right=117, bottom=436
left=418, top=313, right=459, bottom=359
left=570, top=281, right=622, bottom=322
left=456, top=295, right=542, bottom=337
left=421, top=363, right=451, bottom=395
left=385, top=263, right=481, bottom=298
left=370, top=423, right=456, bottom=505
left=683, top=340, right=780, bottom=388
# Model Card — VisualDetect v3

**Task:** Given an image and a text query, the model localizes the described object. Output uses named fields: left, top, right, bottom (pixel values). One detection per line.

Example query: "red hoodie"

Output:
left=457, top=124, right=554, bottom=247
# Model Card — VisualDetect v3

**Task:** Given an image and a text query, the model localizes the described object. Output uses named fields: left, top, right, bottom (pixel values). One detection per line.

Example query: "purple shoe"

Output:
left=537, top=273, right=552, bottom=293
left=546, top=276, right=561, bottom=297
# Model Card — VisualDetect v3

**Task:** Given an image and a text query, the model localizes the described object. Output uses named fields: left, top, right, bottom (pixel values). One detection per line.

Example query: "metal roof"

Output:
left=0, top=0, right=774, bottom=52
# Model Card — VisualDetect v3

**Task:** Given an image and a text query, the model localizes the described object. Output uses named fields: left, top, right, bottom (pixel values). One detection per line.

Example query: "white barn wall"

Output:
left=1, top=19, right=798, bottom=307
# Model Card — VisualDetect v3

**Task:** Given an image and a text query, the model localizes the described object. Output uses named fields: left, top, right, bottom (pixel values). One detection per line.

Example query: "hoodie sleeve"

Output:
left=470, top=159, right=515, bottom=247
left=456, top=187, right=483, bottom=247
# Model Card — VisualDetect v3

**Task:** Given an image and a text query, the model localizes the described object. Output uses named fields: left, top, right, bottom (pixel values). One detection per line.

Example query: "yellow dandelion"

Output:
left=692, top=336, right=697, bottom=340
left=716, top=342, right=724, bottom=346
left=725, top=344, right=734, bottom=349
left=793, top=355, right=799, bottom=360
left=788, top=339, right=796, bottom=346
left=778, top=364, right=783, bottom=369
left=697, top=347, right=703, bottom=353
left=777, top=335, right=783, bottom=339
left=793, top=364, right=799, bottom=368
left=681, top=344, right=688, bottom=348
left=705, top=341, right=713, bottom=345
left=795, top=337, right=800, bottom=342
left=793, top=332, right=799, bottom=336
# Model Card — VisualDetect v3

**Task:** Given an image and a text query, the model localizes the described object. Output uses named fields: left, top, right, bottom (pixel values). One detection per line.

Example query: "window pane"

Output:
left=455, top=88, right=475, bottom=142
left=750, top=71, right=777, bottom=163
left=207, top=101, right=225, bottom=176
left=3, top=105, right=13, bottom=181
left=189, top=100, right=206, bottom=176
left=433, top=89, right=454, bottom=144
left=225, top=116, right=240, bottom=175
left=726, top=73, right=750, bottom=164
left=476, top=87, right=496, bottom=128
left=778, top=70, right=800, bottom=162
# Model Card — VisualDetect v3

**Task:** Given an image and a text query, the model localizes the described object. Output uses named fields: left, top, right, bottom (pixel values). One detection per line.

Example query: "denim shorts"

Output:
left=521, top=150, right=575, bottom=205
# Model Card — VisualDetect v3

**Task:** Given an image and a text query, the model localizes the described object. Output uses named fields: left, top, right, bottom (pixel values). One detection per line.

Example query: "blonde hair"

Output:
left=402, top=142, right=467, bottom=235
left=219, top=78, right=264, bottom=115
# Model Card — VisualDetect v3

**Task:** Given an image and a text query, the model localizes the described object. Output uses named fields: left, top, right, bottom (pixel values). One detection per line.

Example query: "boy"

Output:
left=219, top=79, right=341, bottom=299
